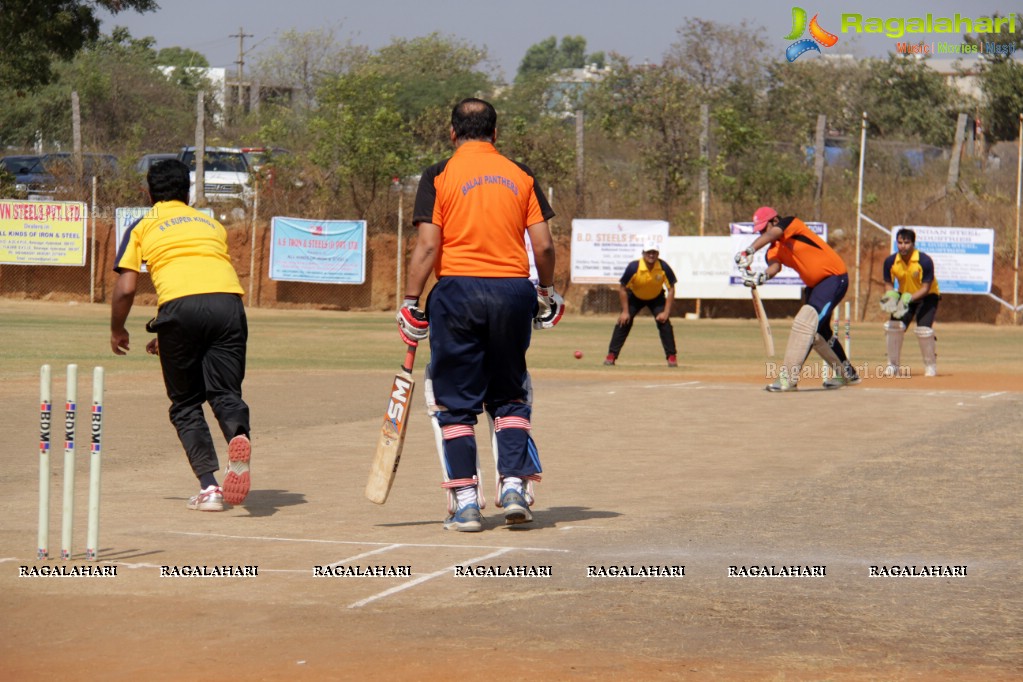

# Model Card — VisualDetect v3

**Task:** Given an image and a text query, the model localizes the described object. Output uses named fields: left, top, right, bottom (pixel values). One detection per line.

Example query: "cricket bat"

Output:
left=365, top=344, right=418, bottom=504
left=750, top=285, right=775, bottom=357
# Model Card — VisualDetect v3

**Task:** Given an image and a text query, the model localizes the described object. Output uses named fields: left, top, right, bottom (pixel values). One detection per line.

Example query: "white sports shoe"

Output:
left=924, top=365, right=937, bottom=377
left=188, top=485, right=224, bottom=512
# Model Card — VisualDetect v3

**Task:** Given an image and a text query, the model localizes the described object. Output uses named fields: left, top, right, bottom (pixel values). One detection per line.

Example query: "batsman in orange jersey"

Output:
left=397, top=98, right=561, bottom=531
left=734, top=207, right=860, bottom=392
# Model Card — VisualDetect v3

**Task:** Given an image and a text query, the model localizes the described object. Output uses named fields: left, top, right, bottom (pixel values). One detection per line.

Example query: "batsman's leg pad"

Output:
left=783, top=305, right=818, bottom=386
left=812, top=333, right=842, bottom=375
left=915, top=325, right=937, bottom=370
left=426, top=368, right=485, bottom=511
left=487, top=408, right=542, bottom=507
left=885, top=320, right=906, bottom=368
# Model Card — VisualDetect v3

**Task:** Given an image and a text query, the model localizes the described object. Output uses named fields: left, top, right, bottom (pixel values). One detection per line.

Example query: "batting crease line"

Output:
left=981, top=392, right=1007, bottom=399
left=641, top=382, right=702, bottom=389
left=323, top=544, right=403, bottom=568
left=348, top=547, right=513, bottom=609
left=166, top=530, right=570, bottom=553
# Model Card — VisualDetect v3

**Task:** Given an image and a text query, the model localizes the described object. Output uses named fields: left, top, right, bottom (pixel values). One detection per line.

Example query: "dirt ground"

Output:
left=1, top=318, right=1021, bottom=680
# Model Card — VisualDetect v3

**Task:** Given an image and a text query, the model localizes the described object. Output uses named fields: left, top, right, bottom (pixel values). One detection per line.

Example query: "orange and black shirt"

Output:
left=766, top=216, right=846, bottom=288
left=412, top=141, right=554, bottom=278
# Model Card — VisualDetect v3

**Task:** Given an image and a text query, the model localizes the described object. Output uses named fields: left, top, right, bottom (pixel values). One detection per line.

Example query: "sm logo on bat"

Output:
left=384, top=376, right=414, bottom=436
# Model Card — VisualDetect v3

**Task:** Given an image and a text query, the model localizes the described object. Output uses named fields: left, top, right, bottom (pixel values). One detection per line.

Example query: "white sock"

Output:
left=455, top=486, right=477, bottom=508
left=501, top=476, right=523, bottom=495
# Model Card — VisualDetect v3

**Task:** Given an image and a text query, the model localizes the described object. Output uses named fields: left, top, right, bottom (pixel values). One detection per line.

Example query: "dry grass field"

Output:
left=1, top=300, right=1020, bottom=680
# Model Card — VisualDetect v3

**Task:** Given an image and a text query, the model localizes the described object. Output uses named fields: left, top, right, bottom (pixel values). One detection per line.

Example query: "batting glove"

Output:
left=893, top=292, right=913, bottom=319
left=533, top=285, right=565, bottom=330
left=734, top=248, right=754, bottom=269
left=396, top=297, right=429, bottom=346
left=879, top=289, right=899, bottom=314
left=742, top=270, right=767, bottom=288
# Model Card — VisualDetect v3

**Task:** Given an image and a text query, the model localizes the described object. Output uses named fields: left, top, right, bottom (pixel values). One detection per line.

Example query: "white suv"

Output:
left=178, top=147, right=252, bottom=205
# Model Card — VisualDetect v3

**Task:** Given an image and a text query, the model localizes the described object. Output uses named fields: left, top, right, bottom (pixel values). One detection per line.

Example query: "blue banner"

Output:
left=269, top=217, right=367, bottom=284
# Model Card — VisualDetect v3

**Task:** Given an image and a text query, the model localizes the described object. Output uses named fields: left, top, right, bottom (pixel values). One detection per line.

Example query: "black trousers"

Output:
left=894, top=293, right=940, bottom=328
left=148, top=293, right=250, bottom=478
left=607, top=292, right=677, bottom=358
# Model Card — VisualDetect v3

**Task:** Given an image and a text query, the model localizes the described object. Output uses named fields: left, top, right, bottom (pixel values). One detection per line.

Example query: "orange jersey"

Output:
left=766, top=217, right=846, bottom=287
left=412, top=141, right=554, bottom=278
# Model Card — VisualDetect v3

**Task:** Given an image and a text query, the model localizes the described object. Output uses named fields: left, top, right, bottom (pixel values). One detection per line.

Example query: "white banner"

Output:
left=659, top=236, right=802, bottom=300
left=889, top=226, right=994, bottom=294
left=570, top=219, right=669, bottom=284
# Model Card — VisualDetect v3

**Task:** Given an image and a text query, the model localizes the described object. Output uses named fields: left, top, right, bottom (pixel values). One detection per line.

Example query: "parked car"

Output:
left=135, top=152, right=178, bottom=175
left=0, top=155, right=48, bottom=197
left=0, top=152, right=116, bottom=199
left=178, top=146, right=252, bottom=204
left=241, top=146, right=290, bottom=188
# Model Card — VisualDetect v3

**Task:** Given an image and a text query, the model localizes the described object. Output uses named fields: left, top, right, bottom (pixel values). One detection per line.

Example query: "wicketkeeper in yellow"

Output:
left=879, top=228, right=940, bottom=377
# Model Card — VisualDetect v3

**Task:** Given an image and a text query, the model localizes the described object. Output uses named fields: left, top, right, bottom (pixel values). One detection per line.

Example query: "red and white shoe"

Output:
left=188, top=485, right=224, bottom=512
left=223, top=434, right=251, bottom=505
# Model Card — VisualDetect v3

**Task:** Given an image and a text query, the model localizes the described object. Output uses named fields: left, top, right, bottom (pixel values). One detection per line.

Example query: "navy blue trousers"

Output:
left=426, top=277, right=541, bottom=481
left=805, top=273, right=851, bottom=363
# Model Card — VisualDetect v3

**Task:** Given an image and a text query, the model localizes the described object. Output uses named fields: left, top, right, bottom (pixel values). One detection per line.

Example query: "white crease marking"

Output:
left=348, top=547, right=513, bottom=609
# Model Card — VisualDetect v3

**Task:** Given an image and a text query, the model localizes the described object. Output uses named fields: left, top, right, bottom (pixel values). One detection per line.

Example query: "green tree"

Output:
left=0, top=27, right=199, bottom=153
left=365, top=34, right=495, bottom=160
left=156, top=46, right=209, bottom=68
left=765, top=57, right=869, bottom=141
left=308, top=71, right=417, bottom=219
left=712, top=104, right=812, bottom=210
left=589, top=55, right=700, bottom=221
left=494, top=77, right=576, bottom=202
left=965, top=13, right=1023, bottom=142
left=857, top=55, right=962, bottom=146
left=516, top=36, right=605, bottom=81
left=0, top=0, right=157, bottom=92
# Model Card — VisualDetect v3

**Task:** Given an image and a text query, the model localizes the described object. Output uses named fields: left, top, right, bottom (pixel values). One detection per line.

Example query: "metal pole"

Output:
left=1015, top=113, right=1022, bottom=324
left=249, top=180, right=259, bottom=308
left=697, top=103, right=709, bottom=319
left=575, top=110, right=585, bottom=216
left=90, top=176, right=97, bottom=303
left=855, top=112, right=868, bottom=322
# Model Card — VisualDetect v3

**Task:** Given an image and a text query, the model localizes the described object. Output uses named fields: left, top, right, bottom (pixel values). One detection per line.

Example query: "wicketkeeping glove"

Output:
left=734, top=248, right=754, bottom=269
left=396, top=297, right=429, bottom=346
left=533, top=284, right=565, bottom=330
left=742, top=270, right=767, bottom=288
left=893, top=292, right=913, bottom=319
left=879, top=289, right=899, bottom=314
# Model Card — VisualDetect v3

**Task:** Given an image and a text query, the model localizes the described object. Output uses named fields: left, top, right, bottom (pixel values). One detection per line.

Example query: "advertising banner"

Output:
left=0, top=200, right=87, bottom=266
left=269, top=217, right=367, bottom=284
left=889, top=226, right=993, bottom=294
left=570, top=219, right=669, bottom=284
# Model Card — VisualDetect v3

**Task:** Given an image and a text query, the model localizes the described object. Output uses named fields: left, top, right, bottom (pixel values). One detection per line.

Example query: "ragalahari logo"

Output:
left=784, top=7, right=839, bottom=61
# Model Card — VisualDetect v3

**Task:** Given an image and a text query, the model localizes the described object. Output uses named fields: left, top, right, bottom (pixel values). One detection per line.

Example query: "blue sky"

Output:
left=98, top=0, right=1013, bottom=79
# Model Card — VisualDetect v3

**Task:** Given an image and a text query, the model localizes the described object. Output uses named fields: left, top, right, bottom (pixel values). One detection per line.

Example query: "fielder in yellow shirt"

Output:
left=604, top=239, right=678, bottom=368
